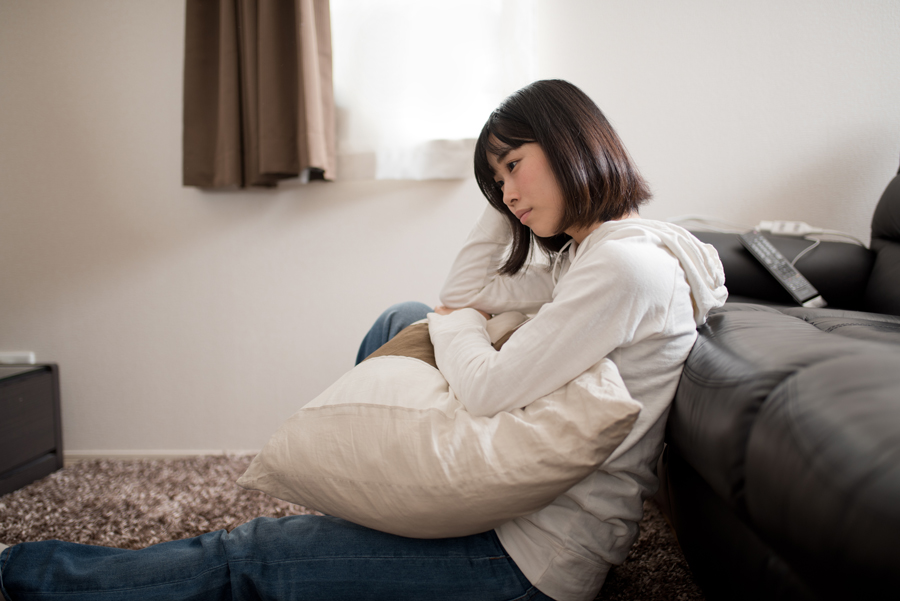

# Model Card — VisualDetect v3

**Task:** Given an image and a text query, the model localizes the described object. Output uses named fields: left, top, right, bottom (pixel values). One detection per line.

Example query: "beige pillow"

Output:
left=238, top=313, right=640, bottom=539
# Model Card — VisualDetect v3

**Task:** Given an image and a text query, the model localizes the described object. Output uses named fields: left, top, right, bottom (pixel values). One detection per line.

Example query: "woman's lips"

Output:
left=517, top=209, right=532, bottom=223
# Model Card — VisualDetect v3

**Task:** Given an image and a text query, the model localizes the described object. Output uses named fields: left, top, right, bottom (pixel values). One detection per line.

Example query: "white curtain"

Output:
left=330, top=0, right=535, bottom=180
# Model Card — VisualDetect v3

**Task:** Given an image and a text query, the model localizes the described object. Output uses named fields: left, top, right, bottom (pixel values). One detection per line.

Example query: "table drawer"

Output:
left=0, top=367, right=59, bottom=476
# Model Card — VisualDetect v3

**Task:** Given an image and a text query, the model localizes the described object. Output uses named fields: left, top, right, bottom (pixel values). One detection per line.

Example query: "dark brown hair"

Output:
left=474, top=80, right=652, bottom=275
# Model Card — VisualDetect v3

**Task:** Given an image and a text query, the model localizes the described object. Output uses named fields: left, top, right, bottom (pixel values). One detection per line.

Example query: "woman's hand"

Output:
left=434, top=305, right=491, bottom=320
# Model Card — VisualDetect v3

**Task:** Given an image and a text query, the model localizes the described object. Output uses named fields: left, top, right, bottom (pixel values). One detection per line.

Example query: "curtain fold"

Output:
left=183, top=0, right=335, bottom=189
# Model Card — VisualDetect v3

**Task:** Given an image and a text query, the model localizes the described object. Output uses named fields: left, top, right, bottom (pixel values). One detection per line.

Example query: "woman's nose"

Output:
left=502, top=184, right=517, bottom=207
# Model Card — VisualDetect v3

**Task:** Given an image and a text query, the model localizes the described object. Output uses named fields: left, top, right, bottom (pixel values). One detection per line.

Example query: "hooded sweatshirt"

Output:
left=427, top=206, right=726, bottom=601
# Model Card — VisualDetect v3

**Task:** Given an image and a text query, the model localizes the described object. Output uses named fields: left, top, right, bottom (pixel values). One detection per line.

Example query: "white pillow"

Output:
left=238, top=314, right=640, bottom=538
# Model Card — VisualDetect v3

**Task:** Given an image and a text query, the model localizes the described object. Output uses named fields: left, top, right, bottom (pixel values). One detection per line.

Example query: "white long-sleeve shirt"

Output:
left=428, top=206, right=726, bottom=601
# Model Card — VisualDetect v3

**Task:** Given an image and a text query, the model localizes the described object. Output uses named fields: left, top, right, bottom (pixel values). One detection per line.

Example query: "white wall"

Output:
left=1, top=0, right=898, bottom=455
left=535, top=0, right=900, bottom=240
left=0, top=1, right=485, bottom=454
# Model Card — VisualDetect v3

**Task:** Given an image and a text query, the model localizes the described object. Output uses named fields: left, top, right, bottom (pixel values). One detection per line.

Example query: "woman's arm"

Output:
left=439, top=205, right=555, bottom=315
left=429, top=239, right=678, bottom=417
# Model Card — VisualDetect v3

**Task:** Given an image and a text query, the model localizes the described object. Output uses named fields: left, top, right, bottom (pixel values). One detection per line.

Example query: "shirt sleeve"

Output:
left=439, top=205, right=555, bottom=315
left=428, top=239, right=677, bottom=417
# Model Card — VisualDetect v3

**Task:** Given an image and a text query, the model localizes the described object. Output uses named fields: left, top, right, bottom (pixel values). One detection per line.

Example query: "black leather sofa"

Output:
left=657, top=167, right=900, bottom=600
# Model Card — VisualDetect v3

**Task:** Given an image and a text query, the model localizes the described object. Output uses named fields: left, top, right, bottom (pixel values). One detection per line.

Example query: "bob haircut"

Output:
left=474, top=79, right=652, bottom=275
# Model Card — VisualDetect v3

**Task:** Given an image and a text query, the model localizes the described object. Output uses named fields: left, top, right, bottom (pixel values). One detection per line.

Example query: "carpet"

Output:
left=0, top=455, right=704, bottom=600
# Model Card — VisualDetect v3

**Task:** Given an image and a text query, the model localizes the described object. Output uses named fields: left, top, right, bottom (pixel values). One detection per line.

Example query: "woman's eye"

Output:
left=507, top=160, right=518, bottom=172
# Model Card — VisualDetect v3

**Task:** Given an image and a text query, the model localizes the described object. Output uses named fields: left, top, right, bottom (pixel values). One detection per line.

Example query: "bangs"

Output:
left=481, top=112, right=535, bottom=165
left=483, top=129, right=513, bottom=161
left=473, top=110, right=535, bottom=205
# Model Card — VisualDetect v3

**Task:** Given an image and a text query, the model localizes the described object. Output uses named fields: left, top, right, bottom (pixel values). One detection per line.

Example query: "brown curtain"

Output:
left=183, top=0, right=336, bottom=188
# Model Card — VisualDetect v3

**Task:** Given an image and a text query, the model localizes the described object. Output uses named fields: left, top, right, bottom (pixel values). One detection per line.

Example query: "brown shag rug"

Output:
left=0, top=455, right=704, bottom=600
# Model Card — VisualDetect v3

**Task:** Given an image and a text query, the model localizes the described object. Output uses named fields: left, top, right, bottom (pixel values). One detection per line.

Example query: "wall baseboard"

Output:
left=64, top=450, right=259, bottom=466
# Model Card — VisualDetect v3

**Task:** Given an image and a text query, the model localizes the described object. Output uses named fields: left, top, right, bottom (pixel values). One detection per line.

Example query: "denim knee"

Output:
left=380, top=301, right=433, bottom=330
left=356, top=301, right=432, bottom=364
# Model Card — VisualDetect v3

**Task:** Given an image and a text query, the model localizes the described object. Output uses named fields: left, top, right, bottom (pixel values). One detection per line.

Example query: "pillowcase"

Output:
left=238, top=313, right=640, bottom=539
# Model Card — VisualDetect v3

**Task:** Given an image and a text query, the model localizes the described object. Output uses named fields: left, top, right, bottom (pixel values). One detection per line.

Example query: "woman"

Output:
left=0, top=80, right=725, bottom=601
left=358, top=79, right=727, bottom=600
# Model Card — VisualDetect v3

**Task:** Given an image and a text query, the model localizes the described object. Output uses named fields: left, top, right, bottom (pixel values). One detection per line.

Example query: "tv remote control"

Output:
left=738, top=230, right=827, bottom=307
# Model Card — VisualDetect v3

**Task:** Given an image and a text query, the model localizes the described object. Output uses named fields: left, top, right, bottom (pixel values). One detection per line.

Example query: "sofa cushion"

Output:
left=778, top=306, right=900, bottom=344
left=692, top=231, right=874, bottom=310
left=669, top=303, right=895, bottom=513
left=744, top=352, right=900, bottom=598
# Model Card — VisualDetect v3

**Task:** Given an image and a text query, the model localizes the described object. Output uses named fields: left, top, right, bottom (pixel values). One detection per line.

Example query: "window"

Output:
left=330, top=0, right=535, bottom=180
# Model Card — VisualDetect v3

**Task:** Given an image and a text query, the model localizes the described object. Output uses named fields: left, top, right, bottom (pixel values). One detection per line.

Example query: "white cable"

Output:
left=667, top=215, right=867, bottom=247
left=756, top=220, right=866, bottom=246
left=790, top=238, right=822, bottom=266
left=814, top=229, right=867, bottom=246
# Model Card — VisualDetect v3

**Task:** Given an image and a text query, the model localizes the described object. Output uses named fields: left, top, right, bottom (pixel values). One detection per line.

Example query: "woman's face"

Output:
left=488, top=142, right=566, bottom=240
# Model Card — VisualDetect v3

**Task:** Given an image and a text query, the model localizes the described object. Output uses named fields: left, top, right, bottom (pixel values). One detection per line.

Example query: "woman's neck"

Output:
left=565, top=211, right=640, bottom=245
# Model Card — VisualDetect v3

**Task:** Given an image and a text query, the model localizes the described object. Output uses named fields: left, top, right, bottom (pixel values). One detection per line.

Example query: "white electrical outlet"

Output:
left=0, top=351, right=36, bottom=364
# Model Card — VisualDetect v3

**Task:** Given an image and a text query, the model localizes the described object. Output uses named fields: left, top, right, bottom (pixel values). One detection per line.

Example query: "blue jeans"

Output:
left=1, top=302, right=554, bottom=601
left=1, top=516, right=549, bottom=600
left=355, top=301, right=432, bottom=365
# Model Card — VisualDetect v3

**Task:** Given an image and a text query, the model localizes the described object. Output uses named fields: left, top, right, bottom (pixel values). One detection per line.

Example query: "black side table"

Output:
left=0, top=364, right=63, bottom=496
